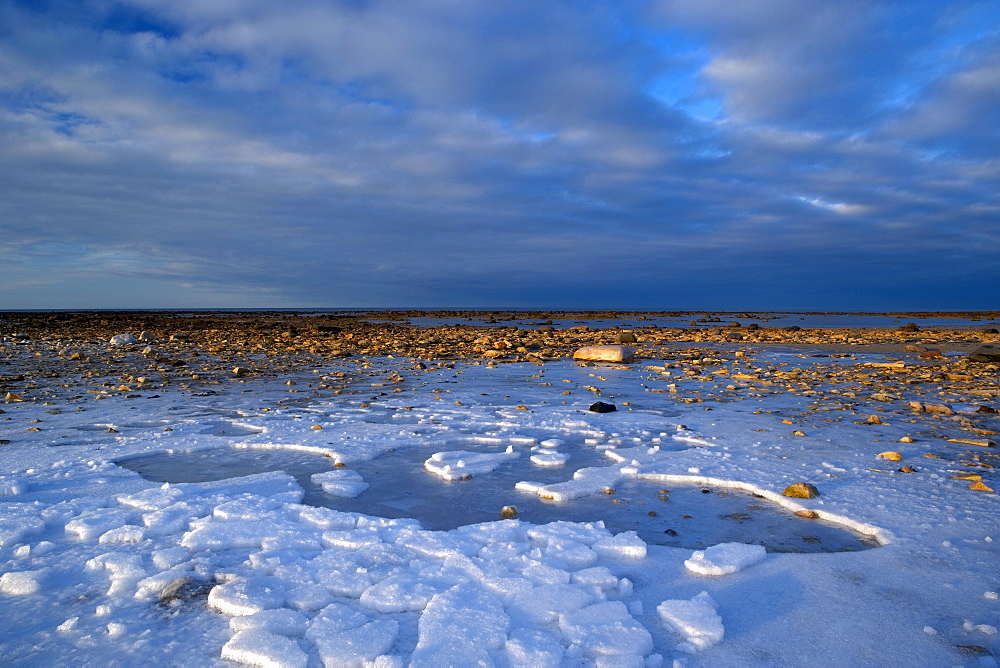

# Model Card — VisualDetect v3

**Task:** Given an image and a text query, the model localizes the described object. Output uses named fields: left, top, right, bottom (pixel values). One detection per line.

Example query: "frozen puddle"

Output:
left=117, top=445, right=878, bottom=553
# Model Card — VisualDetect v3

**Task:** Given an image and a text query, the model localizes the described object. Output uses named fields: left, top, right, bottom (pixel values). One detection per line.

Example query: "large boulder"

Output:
left=573, top=346, right=634, bottom=363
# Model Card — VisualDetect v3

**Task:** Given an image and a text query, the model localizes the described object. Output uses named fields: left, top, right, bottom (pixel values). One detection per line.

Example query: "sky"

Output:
left=1, top=0, right=998, bottom=311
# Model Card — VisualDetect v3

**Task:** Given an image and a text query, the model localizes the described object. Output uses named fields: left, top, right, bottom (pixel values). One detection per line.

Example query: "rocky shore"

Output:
left=2, top=312, right=998, bottom=448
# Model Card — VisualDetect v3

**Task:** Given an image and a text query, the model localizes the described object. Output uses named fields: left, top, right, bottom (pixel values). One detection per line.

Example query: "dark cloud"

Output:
left=0, top=0, right=996, bottom=309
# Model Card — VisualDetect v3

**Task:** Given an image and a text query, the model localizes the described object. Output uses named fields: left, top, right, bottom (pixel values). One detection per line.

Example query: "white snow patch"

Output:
left=311, top=469, right=369, bottom=497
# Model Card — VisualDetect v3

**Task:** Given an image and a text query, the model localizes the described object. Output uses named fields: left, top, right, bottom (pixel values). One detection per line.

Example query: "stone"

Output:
left=614, top=331, right=637, bottom=344
left=918, top=350, right=943, bottom=358
left=898, top=323, right=920, bottom=332
left=232, top=367, right=249, bottom=376
left=573, top=346, right=634, bottom=363
left=783, top=483, right=819, bottom=499
left=499, top=506, right=518, bottom=519
left=877, top=451, right=903, bottom=462
left=903, top=345, right=926, bottom=353
left=968, top=482, right=995, bottom=492
left=969, top=345, right=1000, bottom=363
left=589, top=401, right=617, bottom=413
left=867, top=415, right=883, bottom=425
left=924, top=403, right=954, bottom=416
left=976, top=405, right=996, bottom=414
left=138, top=331, right=154, bottom=342
left=160, top=576, right=214, bottom=604
left=109, top=333, right=137, bottom=346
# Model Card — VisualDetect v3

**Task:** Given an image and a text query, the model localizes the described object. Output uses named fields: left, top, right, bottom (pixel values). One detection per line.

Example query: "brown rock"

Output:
left=783, top=483, right=820, bottom=499
left=499, top=506, right=519, bottom=519
left=877, top=451, right=903, bottom=461
left=924, top=403, right=954, bottom=415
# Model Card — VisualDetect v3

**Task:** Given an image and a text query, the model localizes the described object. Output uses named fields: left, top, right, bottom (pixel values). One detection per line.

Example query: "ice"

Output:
left=208, top=577, right=287, bottom=616
left=530, top=450, right=570, bottom=467
left=657, top=592, right=724, bottom=653
left=360, top=573, right=439, bottom=613
left=411, top=583, right=508, bottom=666
left=558, top=601, right=654, bottom=658
left=508, top=583, right=594, bottom=625
left=518, top=465, right=622, bottom=502
left=505, top=627, right=566, bottom=665
left=65, top=508, right=139, bottom=540
left=684, top=542, right=767, bottom=576
left=593, top=531, right=647, bottom=560
left=0, top=570, right=45, bottom=595
left=311, top=470, right=369, bottom=497
left=221, top=629, right=308, bottom=668
left=1, top=351, right=996, bottom=665
left=424, top=446, right=519, bottom=480
left=306, top=604, right=399, bottom=667
left=230, top=609, right=309, bottom=636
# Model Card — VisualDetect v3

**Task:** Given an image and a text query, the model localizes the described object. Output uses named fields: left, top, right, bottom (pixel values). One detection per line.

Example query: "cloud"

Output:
left=0, top=0, right=996, bottom=309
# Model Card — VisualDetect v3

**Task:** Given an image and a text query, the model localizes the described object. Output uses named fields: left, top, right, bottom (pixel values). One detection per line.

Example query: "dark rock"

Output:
left=589, top=401, right=617, bottom=413
left=316, top=326, right=342, bottom=334
left=784, top=326, right=801, bottom=332
left=614, top=331, right=637, bottom=344
left=969, top=345, right=1000, bottom=363
left=745, top=323, right=759, bottom=330
left=159, top=576, right=214, bottom=605
left=899, top=322, right=920, bottom=332
left=976, top=405, right=996, bottom=414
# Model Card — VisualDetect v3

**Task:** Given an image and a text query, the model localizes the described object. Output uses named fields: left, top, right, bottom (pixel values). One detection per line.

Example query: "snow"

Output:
left=1, top=343, right=998, bottom=666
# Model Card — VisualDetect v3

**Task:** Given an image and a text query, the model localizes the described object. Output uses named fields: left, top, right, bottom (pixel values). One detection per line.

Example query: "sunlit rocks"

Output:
left=499, top=506, right=518, bottom=519
left=783, top=483, right=820, bottom=499
left=877, top=451, right=903, bottom=462
left=573, top=345, right=634, bottom=363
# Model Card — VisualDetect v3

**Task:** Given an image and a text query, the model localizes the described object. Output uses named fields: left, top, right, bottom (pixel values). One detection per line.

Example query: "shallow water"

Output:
left=401, top=314, right=997, bottom=330
left=117, top=442, right=878, bottom=553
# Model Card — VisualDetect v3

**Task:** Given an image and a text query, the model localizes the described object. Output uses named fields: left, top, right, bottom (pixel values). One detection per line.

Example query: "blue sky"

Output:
left=1, top=0, right=997, bottom=310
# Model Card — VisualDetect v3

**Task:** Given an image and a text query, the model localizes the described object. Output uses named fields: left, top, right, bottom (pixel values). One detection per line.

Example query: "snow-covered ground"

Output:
left=1, top=344, right=998, bottom=666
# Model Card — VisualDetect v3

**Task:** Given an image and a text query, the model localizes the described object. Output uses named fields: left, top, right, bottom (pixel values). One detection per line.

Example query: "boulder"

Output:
left=783, top=483, right=820, bottom=499
left=109, top=333, right=137, bottom=346
left=573, top=346, right=634, bottom=363
left=589, top=401, right=617, bottom=413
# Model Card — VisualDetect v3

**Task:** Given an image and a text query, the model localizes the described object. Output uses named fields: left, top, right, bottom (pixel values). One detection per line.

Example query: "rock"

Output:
left=968, top=482, right=995, bottom=492
left=784, top=326, right=801, bottom=332
left=232, top=367, right=249, bottom=376
left=160, top=576, right=214, bottom=604
left=899, top=436, right=914, bottom=443
left=589, top=401, right=617, bottom=413
left=976, top=405, right=996, bottom=414
left=499, top=506, right=518, bottom=519
left=871, top=393, right=896, bottom=402
left=791, top=430, right=806, bottom=437
left=783, top=483, right=819, bottom=499
left=899, top=323, right=920, bottom=332
left=908, top=401, right=925, bottom=412
left=903, top=345, right=926, bottom=353
left=573, top=346, right=634, bottom=363
left=795, top=510, right=820, bottom=519
left=877, top=451, right=903, bottom=462
left=969, top=345, right=1000, bottom=363
left=867, top=415, right=883, bottom=425
left=898, top=466, right=916, bottom=473
left=613, top=331, right=637, bottom=344
left=138, top=331, right=154, bottom=342
left=109, top=333, right=137, bottom=346
left=924, top=403, right=954, bottom=415
left=918, top=350, right=943, bottom=358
